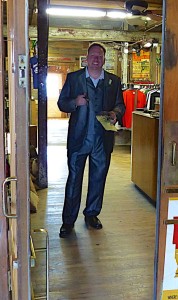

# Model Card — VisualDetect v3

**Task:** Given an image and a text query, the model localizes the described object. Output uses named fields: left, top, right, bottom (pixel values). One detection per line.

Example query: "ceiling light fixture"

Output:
left=143, top=41, right=152, bottom=48
left=152, top=38, right=159, bottom=48
left=107, top=10, right=128, bottom=19
left=46, top=6, right=106, bottom=18
left=46, top=6, right=134, bottom=19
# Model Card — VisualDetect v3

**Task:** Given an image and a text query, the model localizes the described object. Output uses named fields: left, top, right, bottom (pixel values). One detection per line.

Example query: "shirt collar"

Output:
left=86, top=67, right=104, bottom=80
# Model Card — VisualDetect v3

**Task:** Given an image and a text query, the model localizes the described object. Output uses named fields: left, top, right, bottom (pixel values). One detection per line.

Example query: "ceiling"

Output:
left=29, top=0, right=163, bottom=33
left=28, top=0, right=163, bottom=67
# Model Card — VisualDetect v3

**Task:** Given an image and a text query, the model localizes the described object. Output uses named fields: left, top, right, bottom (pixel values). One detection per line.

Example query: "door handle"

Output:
left=172, top=141, right=177, bottom=166
left=2, top=177, right=17, bottom=219
left=164, top=219, right=178, bottom=225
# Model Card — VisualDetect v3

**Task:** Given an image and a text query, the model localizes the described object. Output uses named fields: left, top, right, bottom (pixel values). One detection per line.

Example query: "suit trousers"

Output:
left=62, top=134, right=111, bottom=225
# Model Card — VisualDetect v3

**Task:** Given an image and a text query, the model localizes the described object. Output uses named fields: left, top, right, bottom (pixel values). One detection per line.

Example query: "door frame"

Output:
left=154, top=0, right=178, bottom=298
left=0, top=1, right=10, bottom=298
left=0, top=0, right=31, bottom=299
left=9, top=0, right=31, bottom=298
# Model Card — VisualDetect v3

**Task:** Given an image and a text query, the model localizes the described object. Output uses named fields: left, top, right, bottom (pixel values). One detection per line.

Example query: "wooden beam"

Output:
left=2, top=25, right=162, bottom=42
left=49, top=0, right=162, bottom=10
left=29, top=26, right=162, bottom=42
left=37, top=0, right=49, bottom=188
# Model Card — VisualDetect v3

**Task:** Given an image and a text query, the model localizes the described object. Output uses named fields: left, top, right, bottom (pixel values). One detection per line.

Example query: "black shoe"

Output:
left=59, top=223, right=74, bottom=238
left=84, top=216, right=103, bottom=230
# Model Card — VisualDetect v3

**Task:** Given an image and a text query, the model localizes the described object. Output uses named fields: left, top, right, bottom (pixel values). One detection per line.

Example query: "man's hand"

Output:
left=108, top=111, right=117, bottom=125
left=75, top=94, right=88, bottom=107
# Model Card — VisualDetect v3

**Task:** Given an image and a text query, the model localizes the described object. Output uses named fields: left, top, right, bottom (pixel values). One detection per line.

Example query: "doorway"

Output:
left=30, top=2, right=161, bottom=299
left=1, top=1, right=174, bottom=298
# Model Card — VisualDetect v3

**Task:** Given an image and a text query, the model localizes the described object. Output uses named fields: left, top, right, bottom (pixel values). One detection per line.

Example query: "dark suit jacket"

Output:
left=57, top=68, right=125, bottom=154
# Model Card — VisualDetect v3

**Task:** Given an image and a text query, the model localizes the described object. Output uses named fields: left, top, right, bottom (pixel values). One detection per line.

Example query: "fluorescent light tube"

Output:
left=107, top=11, right=127, bottom=19
left=46, top=7, right=106, bottom=18
left=143, top=42, right=152, bottom=48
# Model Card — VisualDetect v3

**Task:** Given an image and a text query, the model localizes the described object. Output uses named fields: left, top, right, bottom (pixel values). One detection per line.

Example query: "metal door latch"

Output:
left=18, top=55, right=27, bottom=88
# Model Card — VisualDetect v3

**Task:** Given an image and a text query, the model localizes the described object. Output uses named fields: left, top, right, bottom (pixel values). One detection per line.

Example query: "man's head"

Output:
left=87, top=43, right=106, bottom=73
left=87, top=43, right=106, bottom=56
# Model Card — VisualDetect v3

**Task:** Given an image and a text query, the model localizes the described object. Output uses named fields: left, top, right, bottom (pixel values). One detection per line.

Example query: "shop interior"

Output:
left=3, top=0, right=164, bottom=299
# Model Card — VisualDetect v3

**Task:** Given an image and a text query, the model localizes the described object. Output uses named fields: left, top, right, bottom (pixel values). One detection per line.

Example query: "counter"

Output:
left=131, top=111, right=159, bottom=201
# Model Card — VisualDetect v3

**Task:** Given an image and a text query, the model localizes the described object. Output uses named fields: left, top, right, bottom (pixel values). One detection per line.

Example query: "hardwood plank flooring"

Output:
left=31, top=119, right=156, bottom=300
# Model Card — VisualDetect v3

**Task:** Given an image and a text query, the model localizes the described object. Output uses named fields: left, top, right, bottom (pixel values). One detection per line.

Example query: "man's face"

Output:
left=87, top=46, right=105, bottom=71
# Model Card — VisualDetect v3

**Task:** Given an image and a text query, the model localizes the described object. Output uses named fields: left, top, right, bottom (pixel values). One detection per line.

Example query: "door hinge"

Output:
left=7, top=270, right=12, bottom=291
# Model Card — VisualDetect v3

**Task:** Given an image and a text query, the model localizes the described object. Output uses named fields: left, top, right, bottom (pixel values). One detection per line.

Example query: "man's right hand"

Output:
left=75, top=94, right=89, bottom=107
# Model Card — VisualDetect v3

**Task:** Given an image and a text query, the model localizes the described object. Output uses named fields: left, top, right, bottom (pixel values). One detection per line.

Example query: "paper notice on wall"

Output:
left=161, top=198, right=178, bottom=300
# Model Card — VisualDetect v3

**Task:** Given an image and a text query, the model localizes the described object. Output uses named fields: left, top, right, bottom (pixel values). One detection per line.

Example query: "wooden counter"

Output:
left=131, top=111, right=159, bottom=201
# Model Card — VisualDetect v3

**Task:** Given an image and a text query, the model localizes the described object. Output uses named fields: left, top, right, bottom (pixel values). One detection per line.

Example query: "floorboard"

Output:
left=31, top=118, right=156, bottom=300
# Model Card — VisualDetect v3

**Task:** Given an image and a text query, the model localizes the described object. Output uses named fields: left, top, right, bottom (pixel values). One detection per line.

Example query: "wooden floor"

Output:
left=31, top=118, right=156, bottom=300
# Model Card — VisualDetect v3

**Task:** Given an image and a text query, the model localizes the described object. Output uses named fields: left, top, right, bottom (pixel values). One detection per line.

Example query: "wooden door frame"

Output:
left=12, top=0, right=31, bottom=298
left=154, top=0, right=178, bottom=298
left=0, top=0, right=31, bottom=299
left=0, top=1, right=10, bottom=299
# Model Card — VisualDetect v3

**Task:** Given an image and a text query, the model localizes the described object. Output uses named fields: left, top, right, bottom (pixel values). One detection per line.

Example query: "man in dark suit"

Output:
left=57, top=43, right=125, bottom=238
